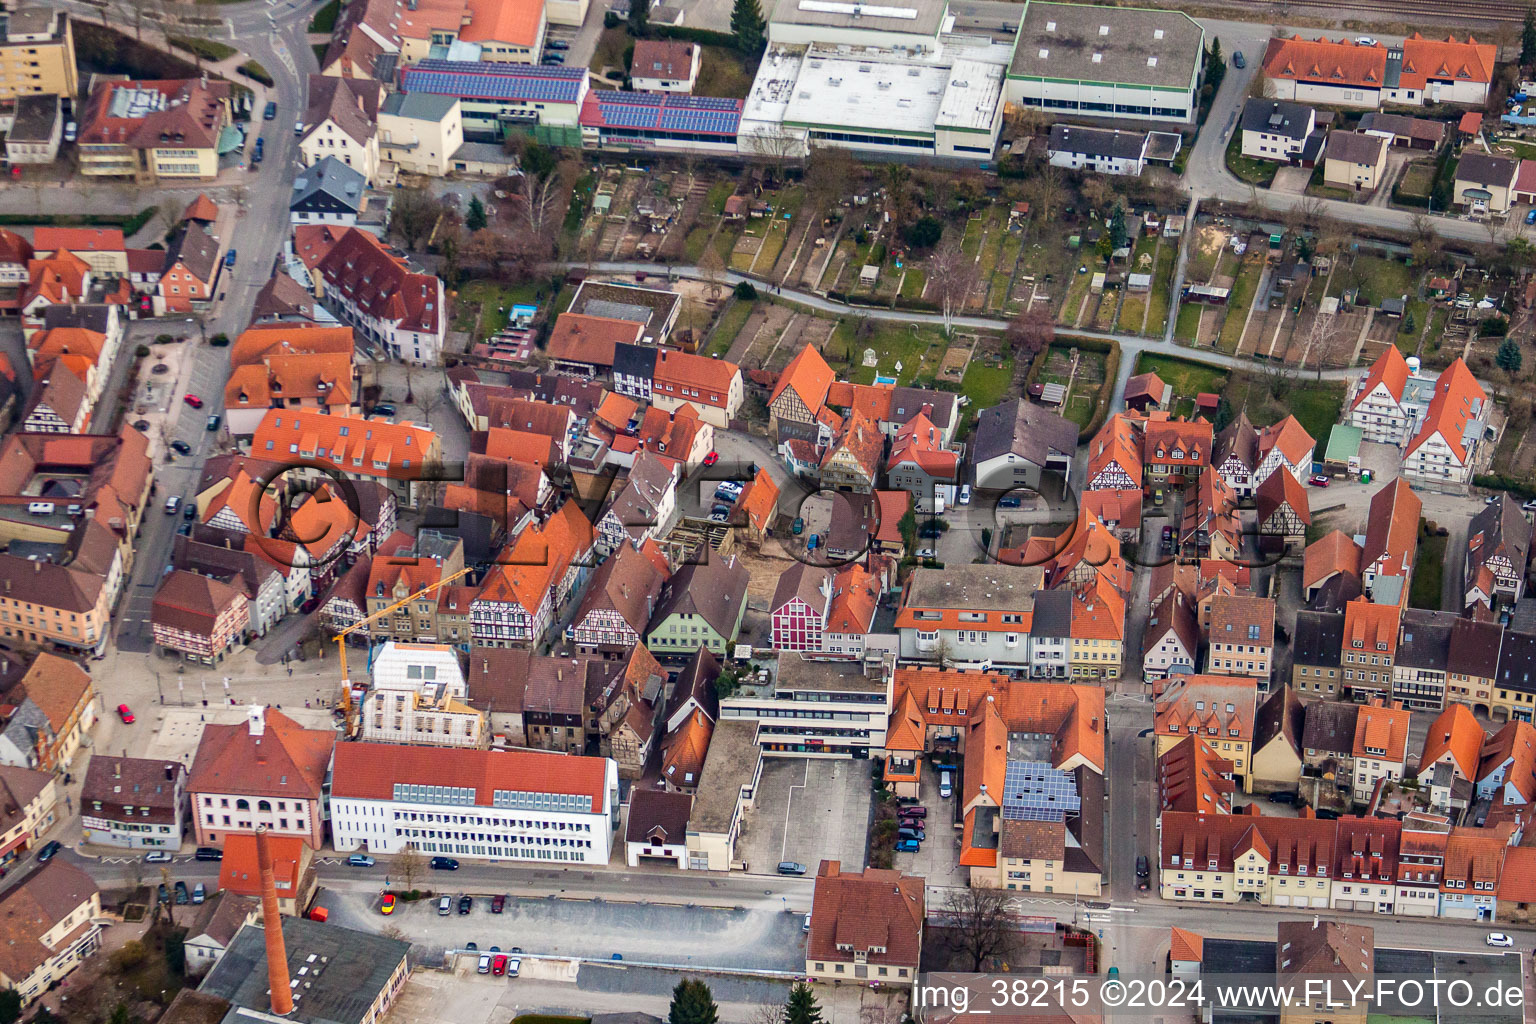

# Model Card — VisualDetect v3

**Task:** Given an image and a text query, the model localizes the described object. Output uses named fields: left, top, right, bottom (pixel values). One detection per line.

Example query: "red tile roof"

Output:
left=219, top=833, right=308, bottom=900
left=1419, top=704, right=1485, bottom=780
left=1258, top=415, right=1313, bottom=467
left=187, top=708, right=335, bottom=800
left=1353, top=698, right=1410, bottom=762
left=1351, top=345, right=1411, bottom=410
left=546, top=313, right=641, bottom=368
left=887, top=411, right=959, bottom=478
left=807, top=860, right=925, bottom=970
left=252, top=409, right=438, bottom=480
left=1169, top=927, right=1204, bottom=962
left=1155, top=675, right=1259, bottom=744
left=1158, top=734, right=1234, bottom=814
left=314, top=228, right=441, bottom=335
left=1256, top=469, right=1311, bottom=527
left=1304, top=529, right=1362, bottom=592
left=1343, top=597, right=1401, bottom=657
left=771, top=345, right=834, bottom=412
left=331, top=742, right=609, bottom=811
left=1405, top=357, right=1486, bottom=462
left=653, top=348, right=739, bottom=410
left=34, top=227, right=124, bottom=255
left=1362, top=479, right=1421, bottom=581
left=1398, top=33, right=1497, bottom=89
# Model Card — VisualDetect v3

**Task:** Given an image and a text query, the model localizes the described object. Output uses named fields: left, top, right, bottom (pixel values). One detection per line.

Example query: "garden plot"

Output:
left=1311, top=308, right=1371, bottom=368
left=1038, top=345, right=1104, bottom=430
left=938, top=337, right=976, bottom=386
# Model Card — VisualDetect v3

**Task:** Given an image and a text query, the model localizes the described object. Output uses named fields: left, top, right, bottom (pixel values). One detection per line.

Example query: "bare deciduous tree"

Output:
left=940, top=885, right=1017, bottom=972
left=395, top=843, right=424, bottom=893
left=928, top=239, right=978, bottom=336
left=519, top=171, right=568, bottom=237
left=1021, top=164, right=1065, bottom=226
left=697, top=244, right=726, bottom=300
left=1007, top=306, right=1054, bottom=364
left=392, top=188, right=443, bottom=251
left=745, top=127, right=802, bottom=186
left=804, top=145, right=856, bottom=208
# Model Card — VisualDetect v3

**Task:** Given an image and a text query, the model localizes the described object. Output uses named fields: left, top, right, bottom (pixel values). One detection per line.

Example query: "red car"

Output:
left=492, top=954, right=508, bottom=976
left=183, top=394, right=204, bottom=409
left=1308, top=474, right=1330, bottom=487
left=702, top=451, right=719, bottom=467
left=117, top=703, right=135, bottom=724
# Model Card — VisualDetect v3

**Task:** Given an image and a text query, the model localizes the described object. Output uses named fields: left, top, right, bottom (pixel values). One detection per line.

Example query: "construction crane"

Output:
left=332, top=565, right=473, bottom=733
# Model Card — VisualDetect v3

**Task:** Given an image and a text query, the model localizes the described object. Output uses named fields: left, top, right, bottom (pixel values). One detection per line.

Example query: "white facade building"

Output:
left=329, top=744, right=618, bottom=864
left=718, top=652, right=892, bottom=758
left=359, top=641, right=485, bottom=748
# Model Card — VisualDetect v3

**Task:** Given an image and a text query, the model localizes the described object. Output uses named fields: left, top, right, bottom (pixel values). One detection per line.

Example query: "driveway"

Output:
left=891, top=766, right=966, bottom=886
left=739, top=758, right=873, bottom=874
left=1271, top=166, right=1312, bottom=195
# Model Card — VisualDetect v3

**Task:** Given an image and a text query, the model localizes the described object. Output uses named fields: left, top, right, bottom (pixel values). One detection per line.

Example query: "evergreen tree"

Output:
left=1524, top=8, right=1536, bottom=66
left=466, top=196, right=488, bottom=232
left=1498, top=337, right=1524, bottom=374
left=732, top=0, right=765, bottom=54
left=628, top=0, right=650, bottom=38
left=0, top=989, right=20, bottom=1024
left=668, top=980, right=720, bottom=1024
left=784, top=984, right=824, bottom=1024
left=1108, top=204, right=1128, bottom=250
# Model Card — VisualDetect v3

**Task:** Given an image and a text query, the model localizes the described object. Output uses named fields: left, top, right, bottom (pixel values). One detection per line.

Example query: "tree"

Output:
left=1108, top=204, right=1128, bottom=250
left=391, top=188, right=442, bottom=251
left=668, top=980, right=720, bottom=1024
left=396, top=843, right=424, bottom=893
left=521, top=140, right=559, bottom=179
left=732, top=0, right=766, bottom=54
left=927, top=239, right=978, bottom=336
left=902, top=216, right=943, bottom=250
left=1498, top=337, right=1524, bottom=374
left=518, top=170, right=568, bottom=237
left=628, top=0, right=650, bottom=38
left=1021, top=165, right=1064, bottom=227
left=1007, top=307, right=1054, bottom=363
left=1525, top=8, right=1536, bottom=66
left=1206, top=38, right=1226, bottom=96
left=941, top=885, right=1017, bottom=971
left=804, top=145, right=856, bottom=208
left=0, top=989, right=20, bottom=1024
left=698, top=244, right=726, bottom=300
left=784, top=985, right=823, bottom=1024
left=745, top=126, right=802, bottom=186
left=465, top=196, right=488, bottom=232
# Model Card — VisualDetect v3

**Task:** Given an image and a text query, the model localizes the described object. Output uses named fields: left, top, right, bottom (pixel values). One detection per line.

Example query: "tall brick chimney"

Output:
left=256, top=825, right=294, bottom=1016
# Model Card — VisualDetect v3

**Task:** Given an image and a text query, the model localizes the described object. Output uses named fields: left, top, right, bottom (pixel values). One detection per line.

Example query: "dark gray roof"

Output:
left=199, top=918, right=409, bottom=1024
left=1048, top=124, right=1147, bottom=161
left=890, top=387, right=956, bottom=430
left=972, top=398, right=1077, bottom=469
left=42, top=303, right=114, bottom=333
left=1397, top=608, right=1455, bottom=672
left=1308, top=573, right=1362, bottom=612
left=290, top=156, right=367, bottom=214
left=1358, top=111, right=1447, bottom=144
left=624, top=788, right=691, bottom=845
left=1240, top=98, right=1312, bottom=141
left=1292, top=610, right=1344, bottom=667
left=1449, top=617, right=1503, bottom=678
left=8, top=94, right=60, bottom=143
left=648, top=554, right=749, bottom=642
left=1009, top=1, right=1204, bottom=91
left=379, top=91, right=458, bottom=121
left=1301, top=699, right=1359, bottom=755
left=1495, top=629, right=1536, bottom=695
left=164, top=222, right=220, bottom=283
left=613, top=341, right=658, bottom=379
left=251, top=274, right=324, bottom=323
left=1457, top=151, right=1519, bottom=188
left=1202, top=938, right=1278, bottom=977
left=1467, top=494, right=1532, bottom=583
left=1253, top=686, right=1303, bottom=755
left=1324, top=130, right=1387, bottom=165
left=1029, top=587, right=1072, bottom=639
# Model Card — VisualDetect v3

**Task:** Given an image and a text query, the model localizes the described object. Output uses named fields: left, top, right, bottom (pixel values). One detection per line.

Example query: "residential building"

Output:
left=1213, top=413, right=1259, bottom=498
left=1351, top=698, right=1411, bottom=801
left=77, top=77, right=232, bottom=181
left=1493, top=629, right=1536, bottom=724
left=1439, top=826, right=1506, bottom=920
left=1156, top=811, right=1338, bottom=906
left=1068, top=576, right=1125, bottom=681
left=183, top=892, right=258, bottom=977
left=218, top=832, right=317, bottom=916
left=80, top=757, right=183, bottom=850
left=289, top=156, right=371, bottom=229
left=687, top=718, right=760, bottom=870
left=1322, top=131, right=1389, bottom=191
left=805, top=860, right=924, bottom=985
left=394, top=61, right=589, bottom=140
left=1249, top=687, right=1304, bottom=796
left=1123, top=372, right=1169, bottom=412
left=1275, top=919, right=1376, bottom=1016
left=1400, top=358, right=1490, bottom=485
left=567, top=542, right=667, bottom=654
left=1417, top=703, right=1484, bottom=813
left=0, top=9, right=77, bottom=103
left=1476, top=720, right=1536, bottom=809
left=329, top=744, right=618, bottom=864
left=1205, top=594, right=1276, bottom=683
left=1341, top=598, right=1401, bottom=701
left=1304, top=529, right=1362, bottom=604
left=0, top=860, right=100, bottom=1005
left=819, top=411, right=883, bottom=493
left=1257, top=415, right=1315, bottom=486
left=0, top=653, right=97, bottom=773
left=252, top=409, right=443, bottom=508
left=151, top=570, right=250, bottom=664
left=1447, top=616, right=1503, bottom=715
left=1360, top=479, right=1421, bottom=604
left=1261, top=33, right=1495, bottom=108
left=1393, top=608, right=1454, bottom=710
left=1455, top=151, right=1519, bottom=214
left=1358, top=110, right=1447, bottom=149
left=895, top=564, right=1045, bottom=673
left=1256, top=469, right=1310, bottom=553
left=310, top=229, right=445, bottom=363
left=1143, top=416, right=1212, bottom=488
left=631, top=40, right=701, bottom=92
left=359, top=641, right=483, bottom=748
left=546, top=312, right=641, bottom=377
left=769, top=345, right=835, bottom=435
left=187, top=706, right=335, bottom=849
left=377, top=92, right=464, bottom=177
left=471, top=501, right=593, bottom=647
left=720, top=652, right=891, bottom=758
left=1159, top=735, right=1235, bottom=814
left=300, top=75, right=382, bottom=182
left=1154, top=675, right=1259, bottom=790
left=0, top=765, right=55, bottom=869
left=1239, top=98, right=1315, bottom=161
left=594, top=451, right=676, bottom=555
left=1292, top=609, right=1346, bottom=698
left=1466, top=495, right=1531, bottom=610
left=651, top=348, right=742, bottom=428
left=1046, top=124, right=1156, bottom=176
left=646, top=553, right=749, bottom=657
left=1144, top=589, right=1198, bottom=681
left=886, top=412, right=961, bottom=509
left=971, top=398, right=1076, bottom=491
left=5, top=94, right=62, bottom=165
left=625, top=788, right=693, bottom=868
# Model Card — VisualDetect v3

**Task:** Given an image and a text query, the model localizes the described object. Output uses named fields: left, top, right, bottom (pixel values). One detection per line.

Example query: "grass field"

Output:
left=1174, top=302, right=1201, bottom=342
left=1217, top=260, right=1263, bottom=352
left=828, top=319, right=946, bottom=385
left=1410, top=526, right=1447, bottom=609
left=705, top=298, right=755, bottom=357
left=451, top=279, right=544, bottom=336
left=1222, top=373, right=1345, bottom=454
left=1224, top=131, right=1279, bottom=187
left=1146, top=244, right=1176, bottom=334
left=169, top=36, right=237, bottom=61
left=1396, top=161, right=1435, bottom=199
left=694, top=45, right=761, bottom=98
left=960, top=353, right=1013, bottom=409
left=1349, top=255, right=1418, bottom=307
left=309, top=0, right=340, bottom=32
left=1135, top=353, right=1226, bottom=416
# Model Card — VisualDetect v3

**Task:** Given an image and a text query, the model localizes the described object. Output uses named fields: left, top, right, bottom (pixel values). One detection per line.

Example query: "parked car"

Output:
left=702, top=451, right=719, bottom=467
left=791, top=518, right=804, bottom=535
left=1267, top=790, right=1298, bottom=804
left=916, top=547, right=936, bottom=559
left=1232, top=50, right=1245, bottom=68
left=64, top=121, right=77, bottom=143
left=438, top=896, right=452, bottom=915
left=347, top=854, right=375, bottom=867
left=548, top=39, right=570, bottom=49
left=1308, top=474, right=1330, bottom=487
left=1136, top=855, right=1149, bottom=878
left=478, top=954, right=492, bottom=974
left=165, top=495, right=181, bottom=515
left=458, top=895, right=473, bottom=914
left=507, top=956, right=522, bottom=977
left=117, top=703, right=135, bottom=723
left=492, top=894, right=506, bottom=913
left=195, top=847, right=222, bottom=861
left=492, top=954, right=509, bottom=976
left=373, top=403, right=396, bottom=417
left=381, top=894, right=397, bottom=915
left=174, top=881, right=190, bottom=905
left=184, top=394, right=204, bottom=408
left=225, top=249, right=237, bottom=269
left=958, top=484, right=971, bottom=505
left=898, top=806, right=927, bottom=820
left=264, top=101, right=277, bottom=120
left=36, top=840, right=62, bottom=862
left=897, top=827, right=926, bottom=842
left=777, top=861, right=807, bottom=875
left=1526, top=209, right=1536, bottom=226
left=918, top=521, right=943, bottom=538
left=895, top=839, right=921, bottom=852
left=184, top=502, right=198, bottom=521
left=803, top=913, right=811, bottom=933
left=1488, top=932, right=1514, bottom=947
left=206, top=414, right=222, bottom=432
left=252, top=137, right=264, bottom=164
left=295, top=119, right=305, bottom=135
left=192, top=883, right=205, bottom=904
left=431, top=856, right=460, bottom=870
left=144, top=851, right=172, bottom=863
left=998, top=495, right=1022, bottom=508
left=939, top=770, right=954, bottom=799
left=541, top=54, right=564, bottom=64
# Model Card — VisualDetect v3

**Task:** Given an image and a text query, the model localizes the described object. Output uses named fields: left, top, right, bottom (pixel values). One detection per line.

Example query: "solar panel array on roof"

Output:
left=1001, top=760, right=1081, bottom=821
left=582, top=91, right=744, bottom=136
left=400, top=60, right=586, bottom=104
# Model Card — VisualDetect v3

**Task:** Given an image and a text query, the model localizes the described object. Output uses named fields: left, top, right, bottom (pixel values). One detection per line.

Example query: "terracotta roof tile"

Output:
left=808, top=860, right=925, bottom=969
left=1419, top=704, right=1485, bottom=780
left=331, top=742, right=607, bottom=810
left=187, top=708, right=335, bottom=800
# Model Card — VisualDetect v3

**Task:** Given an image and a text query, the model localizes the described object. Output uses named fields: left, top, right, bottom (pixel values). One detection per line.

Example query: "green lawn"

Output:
left=693, top=44, right=760, bottom=98
left=1135, top=353, right=1226, bottom=407
left=308, top=0, right=340, bottom=32
left=1287, top=381, right=1345, bottom=456
left=1410, top=528, right=1448, bottom=610
left=1174, top=302, right=1201, bottom=342
left=705, top=298, right=754, bottom=358
left=1224, top=131, right=1278, bottom=187
left=452, top=280, right=546, bottom=336
left=899, top=268, right=927, bottom=299
left=1217, top=260, right=1263, bottom=352
left=1493, top=138, right=1536, bottom=161
left=168, top=36, right=237, bottom=61
left=312, top=43, right=328, bottom=62
left=829, top=319, right=947, bottom=385
left=240, top=59, right=273, bottom=86
left=960, top=355, right=1013, bottom=409
left=1146, top=244, right=1176, bottom=335
left=1349, top=255, right=1418, bottom=307
left=705, top=179, right=736, bottom=215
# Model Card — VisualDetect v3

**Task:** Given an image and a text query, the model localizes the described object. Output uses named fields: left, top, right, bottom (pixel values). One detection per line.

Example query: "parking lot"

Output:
left=317, top=887, right=809, bottom=973
left=738, top=758, right=873, bottom=874
left=891, top=766, right=967, bottom=886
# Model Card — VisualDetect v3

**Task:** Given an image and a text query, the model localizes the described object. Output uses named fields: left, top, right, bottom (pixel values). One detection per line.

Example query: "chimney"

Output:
left=256, top=826, right=294, bottom=1016
left=248, top=704, right=266, bottom=737
left=114, top=761, right=121, bottom=779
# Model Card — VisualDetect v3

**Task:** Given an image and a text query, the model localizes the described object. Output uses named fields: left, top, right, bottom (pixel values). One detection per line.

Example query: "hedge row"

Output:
left=652, top=25, right=740, bottom=49
left=1078, top=341, right=1121, bottom=442
left=1474, top=473, right=1536, bottom=500
left=0, top=208, right=157, bottom=234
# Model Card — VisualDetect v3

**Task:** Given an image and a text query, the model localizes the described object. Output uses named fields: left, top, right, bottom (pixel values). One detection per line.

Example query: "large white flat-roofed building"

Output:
left=1005, top=1, right=1205, bottom=125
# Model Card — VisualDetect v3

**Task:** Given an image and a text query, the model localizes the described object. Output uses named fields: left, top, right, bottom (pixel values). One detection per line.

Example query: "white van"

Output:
left=26, top=502, right=53, bottom=516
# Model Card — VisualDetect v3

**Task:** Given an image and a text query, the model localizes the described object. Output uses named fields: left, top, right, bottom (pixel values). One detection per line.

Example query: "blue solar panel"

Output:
left=1000, top=761, right=1081, bottom=822
left=401, top=60, right=584, bottom=103
left=583, top=90, right=741, bottom=136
